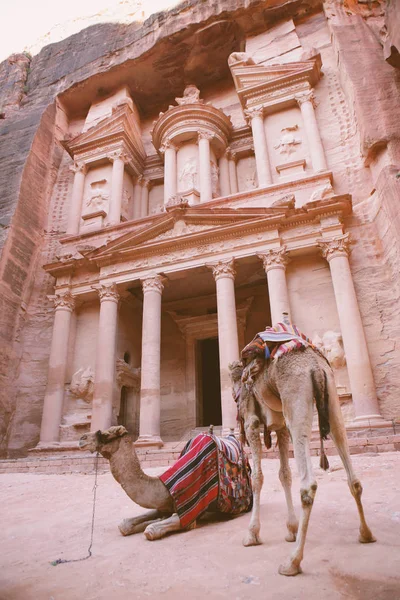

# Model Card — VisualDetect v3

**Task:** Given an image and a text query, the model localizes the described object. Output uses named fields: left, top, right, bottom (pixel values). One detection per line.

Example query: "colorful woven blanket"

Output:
left=159, top=433, right=252, bottom=528
left=242, top=322, right=316, bottom=362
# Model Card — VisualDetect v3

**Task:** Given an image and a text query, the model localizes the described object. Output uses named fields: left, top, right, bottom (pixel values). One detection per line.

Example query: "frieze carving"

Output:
left=318, top=234, right=351, bottom=262
left=51, top=291, right=76, bottom=311
left=258, top=247, right=289, bottom=271
left=96, top=283, right=120, bottom=303
left=175, top=84, right=203, bottom=106
left=209, top=259, right=236, bottom=281
left=274, top=125, right=302, bottom=155
left=69, top=161, right=87, bottom=175
left=142, top=275, right=164, bottom=294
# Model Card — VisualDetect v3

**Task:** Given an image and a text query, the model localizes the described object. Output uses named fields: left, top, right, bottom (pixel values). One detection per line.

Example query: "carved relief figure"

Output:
left=314, top=331, right=346, bottom=369
left=70, top=367, right=95, bottom=403
left=210, top=160, right=220, bottom=197
left=122, top=188, right=132, bottom=217
left=274, top=125, right=302, bottom=156
left=175, top=84, right=203, bottom=106
left=179, top=156, right=198, bottom=190
left=84, top=179, right=109, bottom=213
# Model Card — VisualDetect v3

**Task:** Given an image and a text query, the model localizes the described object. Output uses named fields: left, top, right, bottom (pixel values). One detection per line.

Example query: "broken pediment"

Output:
left=229, top=54, right=322, bottom=110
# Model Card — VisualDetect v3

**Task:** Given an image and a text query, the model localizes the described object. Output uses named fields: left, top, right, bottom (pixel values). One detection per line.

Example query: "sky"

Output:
left=1, top=0, right=181, bottom=62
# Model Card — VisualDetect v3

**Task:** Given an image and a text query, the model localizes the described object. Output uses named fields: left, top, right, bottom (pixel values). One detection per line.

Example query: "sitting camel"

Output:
left=79, top=426, right=252, bottom=541
left=229, top=344, right=376, bottom=577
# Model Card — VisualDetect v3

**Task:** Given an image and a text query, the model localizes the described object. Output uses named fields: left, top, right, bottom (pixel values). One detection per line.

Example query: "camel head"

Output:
left=79, top=426, right=128, bottom=456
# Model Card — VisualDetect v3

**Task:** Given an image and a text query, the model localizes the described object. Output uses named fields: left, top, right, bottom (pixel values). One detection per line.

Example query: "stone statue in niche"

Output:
left=313, top=331, right=346, bottom=369
left=175, top=84, right=203, bottom=106
left=309, top=184, right=334, bottom=202
left=274, top=125, right=302, bottom=156
left=210, top=160, right=220, bottom=197
left=122, top=188, right=132, bottom=217
left=70, top=367, right=95, bottom=403
left=84, top=179, right=109, bottom=213
left=179, top=157, right=198, bottom=190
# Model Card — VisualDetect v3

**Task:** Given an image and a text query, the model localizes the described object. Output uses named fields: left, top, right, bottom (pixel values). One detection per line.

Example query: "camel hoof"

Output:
left=359, top=531, right=377, bottom=544
left=285, top=532, right=297, bottom=543
left=144, top=524, right=163, bottom=541
left=243, top=531, right=262, bottom=547
left=278, top=561, right=302, bottom=577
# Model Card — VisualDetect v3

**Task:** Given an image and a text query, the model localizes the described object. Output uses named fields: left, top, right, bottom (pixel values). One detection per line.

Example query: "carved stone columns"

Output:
left=318, top=235, right=382, bottom=421
left=140, top=179, right=150, bottom=218
left=91, top=284, right=120, bottom=431
left=160, top=140, right=177, bottom=205
left=39, top=291, right=75, bottom=443
left=226, top=148, right=238, bottom=194
left=198, top=132, right=214, bottom=202
left=259, top=248, right=291, bottom=324
left=218, top=152, right=231, bottom=196
left=245, top=108, right=272, bottom=187
left=135, top=275, right=164, bottom=447
left=209, top=260, right=239, bottom=431
left=67, top=162, right=87, bottom=235
left=295, top=91, right=327, bottom=172
left=132, top=176, right=143, bottom=220
left=108, top=150, right=129, bottom=225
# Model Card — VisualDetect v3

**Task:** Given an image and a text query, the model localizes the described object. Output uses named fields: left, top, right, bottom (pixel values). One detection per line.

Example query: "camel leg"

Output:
left=119, top=510, right=169, bottom=536
left=243, top=413, right=263, bottom=547
left=327, top=380, right=376, bottom=544
left=279, top=391, right=316, bottom=576
left=277, top=427, right=298, bottom=542
left=144, top=513, right=183, bottom=540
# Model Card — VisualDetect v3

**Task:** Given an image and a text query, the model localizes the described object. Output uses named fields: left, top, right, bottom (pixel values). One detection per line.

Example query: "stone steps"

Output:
left=1, top=434, right=399, bottom=475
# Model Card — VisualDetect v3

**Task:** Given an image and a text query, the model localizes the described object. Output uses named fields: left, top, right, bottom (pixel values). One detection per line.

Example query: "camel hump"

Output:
left=311, top=369, right=330, bottom=440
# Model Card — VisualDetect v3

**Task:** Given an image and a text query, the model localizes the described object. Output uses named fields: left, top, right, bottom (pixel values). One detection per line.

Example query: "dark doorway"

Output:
left=197, top=337, right=222, bottom=427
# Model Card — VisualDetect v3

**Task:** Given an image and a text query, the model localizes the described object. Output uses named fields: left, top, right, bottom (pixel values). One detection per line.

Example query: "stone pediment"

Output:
left=229, top=55, right=322, bottom=110
left=88, top=206, right=284, bottom=263
left=62, top=103, right=146, bottom=175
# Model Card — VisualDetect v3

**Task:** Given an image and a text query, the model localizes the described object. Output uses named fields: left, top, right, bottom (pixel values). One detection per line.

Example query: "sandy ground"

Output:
left=1, top=452, right=400, bottom=600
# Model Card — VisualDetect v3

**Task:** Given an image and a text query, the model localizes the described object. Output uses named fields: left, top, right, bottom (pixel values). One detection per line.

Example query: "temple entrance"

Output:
left=196, top=337, right=222, bottom=427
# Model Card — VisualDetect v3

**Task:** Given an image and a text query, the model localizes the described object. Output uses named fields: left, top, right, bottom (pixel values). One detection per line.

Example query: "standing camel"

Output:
left=79, top=426, right=252, bottom=540
left=229, top=344, right=376, bottom=577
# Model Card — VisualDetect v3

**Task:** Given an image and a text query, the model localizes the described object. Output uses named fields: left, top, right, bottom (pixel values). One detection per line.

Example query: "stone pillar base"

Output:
left=349, top=415, right=391, bottom=429
left=134, top=435, right=164, bottom=448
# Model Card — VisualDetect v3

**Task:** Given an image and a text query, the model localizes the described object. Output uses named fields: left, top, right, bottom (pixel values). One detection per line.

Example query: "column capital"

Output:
left=159, top=138, right=177, bottom=154
left=226, top=147, right=237, bottom=162
left=209, top=259, right=236, bottom=281
left=318, top=234, right=352, bottom=262
left=198, top=131, right=214, bottom=142
left=142, top=178, right=151, bottom=189
left=50, top=290, right=76, bottom=312
left=258, top=247, right=289, bottom=272
left=107, top=149, right=130, bottom=164
left=96, top=283, right=120, bottom=303
left=69, top=161, right=87, bottom=175
left=142, top=275, right=164, bottom=295
left=295, top=90, right=315, bottom=107
left=244, top=107, right=264, bottom=124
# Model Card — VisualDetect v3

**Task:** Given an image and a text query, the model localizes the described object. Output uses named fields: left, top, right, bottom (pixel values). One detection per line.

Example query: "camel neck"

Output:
left=108, top=437, right=172, bottom=511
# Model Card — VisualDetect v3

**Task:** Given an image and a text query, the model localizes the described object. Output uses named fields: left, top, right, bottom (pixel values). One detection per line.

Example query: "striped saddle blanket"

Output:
left=159, top=433, right=253, bottom=529
left=242, top=322, right=316, bottom=362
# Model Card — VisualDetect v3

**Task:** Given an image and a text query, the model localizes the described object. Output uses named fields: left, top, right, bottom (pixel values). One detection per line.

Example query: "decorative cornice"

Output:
left=209, top=259, right=236, bottom=281
left=317, top=234, right=352, bottom=262
left=69, top=162, right=87, bottom=175
left=142, top=275, right=164, bottom=294
left=51, top=290, right=76, bottom=311
left=258, top=247, right=289, bottom=272
left=96, top=283, right=120, bottom=303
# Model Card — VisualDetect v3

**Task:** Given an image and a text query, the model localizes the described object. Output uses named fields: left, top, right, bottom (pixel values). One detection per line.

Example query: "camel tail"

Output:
left=312, top=369, right=330, bottom=470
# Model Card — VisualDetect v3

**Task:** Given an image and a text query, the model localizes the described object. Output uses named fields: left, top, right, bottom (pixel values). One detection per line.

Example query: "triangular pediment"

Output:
left=62, top=103, right=145, bottom=162
left=89, top=205, right=286, bottom=263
